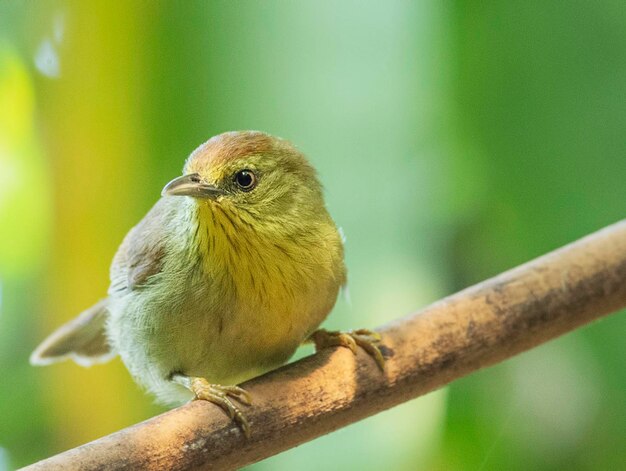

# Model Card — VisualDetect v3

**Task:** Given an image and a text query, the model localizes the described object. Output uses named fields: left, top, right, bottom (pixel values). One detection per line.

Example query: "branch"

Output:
left=25, top=221, right=626, bottom=471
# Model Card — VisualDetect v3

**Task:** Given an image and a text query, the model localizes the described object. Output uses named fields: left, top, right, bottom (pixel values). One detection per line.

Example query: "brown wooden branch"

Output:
left=24, top=221, right=626, bottom=471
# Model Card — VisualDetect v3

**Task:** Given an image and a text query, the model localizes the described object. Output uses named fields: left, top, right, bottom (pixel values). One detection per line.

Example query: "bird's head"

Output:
left=162, top=131, right=327, bottom=226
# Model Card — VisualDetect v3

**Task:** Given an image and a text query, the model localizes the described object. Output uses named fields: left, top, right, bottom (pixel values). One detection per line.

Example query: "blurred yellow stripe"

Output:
left=40, top=3, right=155, bottom=449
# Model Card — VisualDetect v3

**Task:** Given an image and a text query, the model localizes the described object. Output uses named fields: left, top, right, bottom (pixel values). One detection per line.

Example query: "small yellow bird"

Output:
left=31, top=131, right=383, bottom=436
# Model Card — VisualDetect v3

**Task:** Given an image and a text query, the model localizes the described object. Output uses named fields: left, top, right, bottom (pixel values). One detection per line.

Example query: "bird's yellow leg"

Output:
left=308, top=328, right=385, bottom=371
left=172, top=374, right=252, bottom=438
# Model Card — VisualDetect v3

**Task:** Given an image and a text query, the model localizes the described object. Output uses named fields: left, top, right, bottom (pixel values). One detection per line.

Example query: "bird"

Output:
left=31, top=130, right=384, bottom=437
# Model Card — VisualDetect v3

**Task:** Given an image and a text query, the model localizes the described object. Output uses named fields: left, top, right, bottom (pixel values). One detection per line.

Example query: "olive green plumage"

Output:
left=31, top=131, right=346, bottom=406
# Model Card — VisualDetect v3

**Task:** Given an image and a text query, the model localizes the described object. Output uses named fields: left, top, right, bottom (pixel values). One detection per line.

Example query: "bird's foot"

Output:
left=189, top=377, right=252, bottom=438
left=309, top=328, right=385, bottom=371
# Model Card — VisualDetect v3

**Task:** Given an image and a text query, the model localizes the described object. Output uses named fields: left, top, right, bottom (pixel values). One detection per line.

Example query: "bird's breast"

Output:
left=111, top=200, right=343, bottom=387
left=192, top=202, right=343, bottom=352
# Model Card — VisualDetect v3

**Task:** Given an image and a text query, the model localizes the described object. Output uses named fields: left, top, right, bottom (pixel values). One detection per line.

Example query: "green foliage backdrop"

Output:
left=0, top=1, right=624, bottom=469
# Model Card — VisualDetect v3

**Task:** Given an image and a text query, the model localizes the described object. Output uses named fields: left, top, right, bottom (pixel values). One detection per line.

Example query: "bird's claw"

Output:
left=310, top=328, right=386, bottom=371
left=190, top=378, right=252, bottom=438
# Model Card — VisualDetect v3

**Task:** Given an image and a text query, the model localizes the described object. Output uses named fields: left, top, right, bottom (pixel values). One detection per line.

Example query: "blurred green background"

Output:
left=0, top=1, right=625, bottom=469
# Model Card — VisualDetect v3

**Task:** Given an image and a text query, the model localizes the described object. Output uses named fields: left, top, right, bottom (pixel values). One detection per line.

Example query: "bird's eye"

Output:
left=233, top=169, right=257, bottom=191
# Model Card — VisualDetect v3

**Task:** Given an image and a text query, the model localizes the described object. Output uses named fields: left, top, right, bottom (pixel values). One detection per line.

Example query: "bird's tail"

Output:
left=30, top=298, right=116, bottom=367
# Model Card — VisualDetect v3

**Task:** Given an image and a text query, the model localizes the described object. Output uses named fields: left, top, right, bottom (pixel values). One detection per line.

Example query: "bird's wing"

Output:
left=109, top=198, right=171, bottom=294
left=30, top=298, right=115, bottom=367
left=31, top=199, right=175, bottom=368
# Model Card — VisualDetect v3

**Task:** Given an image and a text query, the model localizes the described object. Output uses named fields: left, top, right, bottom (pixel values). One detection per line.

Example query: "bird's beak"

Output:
left=161, top=173, right=224, bottom=199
